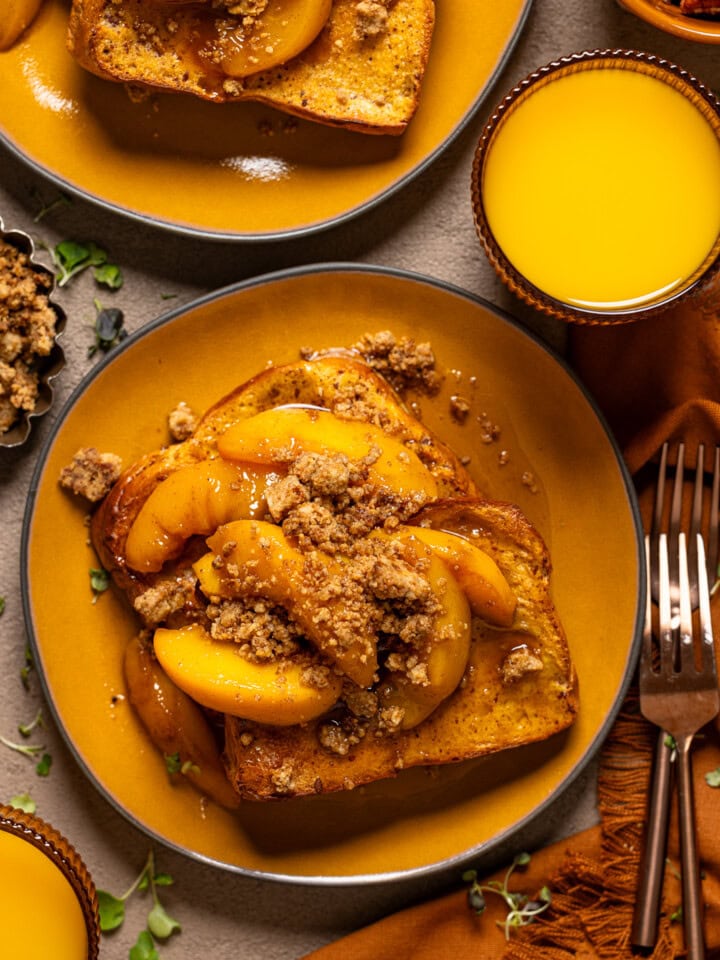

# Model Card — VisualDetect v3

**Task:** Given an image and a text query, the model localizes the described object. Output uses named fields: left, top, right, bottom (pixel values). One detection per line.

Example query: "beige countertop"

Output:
left=1, top=2, right=719, bottom=957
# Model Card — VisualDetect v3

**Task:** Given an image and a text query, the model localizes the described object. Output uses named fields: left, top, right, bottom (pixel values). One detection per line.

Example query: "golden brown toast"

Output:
left=66, top=0, right=435, bottom=135
left=223, top=498, right=578, bottom=799
left=87, top=353, right=577, bottom=807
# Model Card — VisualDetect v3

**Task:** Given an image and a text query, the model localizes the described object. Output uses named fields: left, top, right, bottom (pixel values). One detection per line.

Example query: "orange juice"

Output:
left=481, top=65, right=720, bottom=312
left=0, top=829, right=89, bottom=958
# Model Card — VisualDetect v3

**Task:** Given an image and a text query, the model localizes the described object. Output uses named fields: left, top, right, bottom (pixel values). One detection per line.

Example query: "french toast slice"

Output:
left=66, top=0, right=435, bottom=135
left=223, top=498, right=578, bottom=799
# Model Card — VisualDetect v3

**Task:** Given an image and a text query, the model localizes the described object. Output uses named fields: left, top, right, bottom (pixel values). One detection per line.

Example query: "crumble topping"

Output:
left=501, top=646, right=544, bottom=684
left=0, top=240, right=58, bottom=435
left=354, top=0, right=389, bottom=39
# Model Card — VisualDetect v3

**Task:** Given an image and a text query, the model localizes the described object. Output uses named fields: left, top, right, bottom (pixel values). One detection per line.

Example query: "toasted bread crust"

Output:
left=66, top=0, right=435, bottom=134
left=223, top=498, right=578, bottom=800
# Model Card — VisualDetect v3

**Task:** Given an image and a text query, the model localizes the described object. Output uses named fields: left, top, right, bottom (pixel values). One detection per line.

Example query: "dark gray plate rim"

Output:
left=20, top=262, right=644, bottom=887
left=0, top=1, right=533, bottom=244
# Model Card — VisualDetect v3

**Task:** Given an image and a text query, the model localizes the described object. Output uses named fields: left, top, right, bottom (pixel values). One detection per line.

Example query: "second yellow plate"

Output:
left=0, top=0, right=531, bottom=240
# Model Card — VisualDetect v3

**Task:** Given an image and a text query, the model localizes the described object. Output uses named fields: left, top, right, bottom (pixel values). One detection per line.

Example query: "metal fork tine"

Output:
left=668, top=443, right=685, bottom=603
left=678, top=532, right=695, bottom=673
left=658, top=532, right=673, bottom=675
left=651, top=443, right=668, bottom=545
left=708, top=446, right=720, bottom=589
left=688, top=445, right=704, bottom=607
left=697, top=535, right=717, bottom=680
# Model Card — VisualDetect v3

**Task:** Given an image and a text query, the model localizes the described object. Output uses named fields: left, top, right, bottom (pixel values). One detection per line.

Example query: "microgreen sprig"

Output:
left=52, top=240, right=123, bottom=289
left=705, top=766, right=720, bottom=787
left=463, top=852, right=552, bottom=940
left=98, top=849, right=180, bottom=957
left=88, top=301, right=127, bottom=357
left=0, top=734, right=52, bottom=776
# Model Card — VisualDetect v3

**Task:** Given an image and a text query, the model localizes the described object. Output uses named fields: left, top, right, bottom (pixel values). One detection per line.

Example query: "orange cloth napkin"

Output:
left=303, top=284, right=720, bottom=960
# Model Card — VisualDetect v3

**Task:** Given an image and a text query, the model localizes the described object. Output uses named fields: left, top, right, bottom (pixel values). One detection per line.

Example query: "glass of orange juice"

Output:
left=0, top=805, right=100, bottom=959
left=472, top=49, right=720, bottom=324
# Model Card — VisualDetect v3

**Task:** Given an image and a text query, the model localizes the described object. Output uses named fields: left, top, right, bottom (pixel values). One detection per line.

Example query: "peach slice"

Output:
left=125, top=459, right=281, bottom=573
left=217, top=406, right=438, bottom=500
left=153, top=624, right=342, bottom=726
left=401, top=526, right=516, bottom=627
left=217, top=0, right=332, bottom=78
left=378, top=548, right=472, bottom=730
left=196, top=519, right=378, bottom=687
left=124, top=634, right=240, bottom=809
left=0, top=0, right=44, bottom=50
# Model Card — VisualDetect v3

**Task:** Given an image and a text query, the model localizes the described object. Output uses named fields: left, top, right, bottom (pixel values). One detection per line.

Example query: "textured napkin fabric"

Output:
left=303, top=283, right=720, bottom=960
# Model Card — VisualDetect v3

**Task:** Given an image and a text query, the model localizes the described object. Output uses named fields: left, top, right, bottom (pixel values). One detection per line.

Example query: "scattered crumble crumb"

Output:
left=59, top=447, right=122, bottom=503
left=168, top=400, right=198, bottom=442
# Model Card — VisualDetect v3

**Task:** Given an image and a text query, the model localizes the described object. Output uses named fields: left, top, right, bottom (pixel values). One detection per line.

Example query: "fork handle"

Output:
left=631, top=729, right=674, bottom=948
left=677, top=735, right=706, bottom=960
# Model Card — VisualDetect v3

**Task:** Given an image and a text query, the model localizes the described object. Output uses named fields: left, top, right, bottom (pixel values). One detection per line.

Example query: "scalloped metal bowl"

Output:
left=471, top=49, right=720, bottom=324
left=0, top=218, right=66, bottom=449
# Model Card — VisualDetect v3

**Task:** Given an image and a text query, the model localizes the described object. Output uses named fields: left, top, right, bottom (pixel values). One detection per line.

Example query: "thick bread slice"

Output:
left=223, top=498, right=579, bottom=800
left=90, top=355, right=478, bottom=598
left=66, top=0, right=435, bottom=134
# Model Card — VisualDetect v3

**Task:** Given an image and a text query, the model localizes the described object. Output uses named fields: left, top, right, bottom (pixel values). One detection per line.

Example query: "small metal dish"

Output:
left=0, top=217, right=66, bottom=448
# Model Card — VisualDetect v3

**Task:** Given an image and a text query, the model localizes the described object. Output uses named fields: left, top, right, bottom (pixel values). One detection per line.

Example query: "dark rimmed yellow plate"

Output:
left=21, top=265, right=643, bottom=883
left=617, top=0, right=720, bottom=43
left=0, top=0, right=531, bottom=241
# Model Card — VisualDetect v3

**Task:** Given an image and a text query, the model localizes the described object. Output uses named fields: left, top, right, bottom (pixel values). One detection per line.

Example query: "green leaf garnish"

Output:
left=10, top=792, right=36, bottom=814
left=88, top=302, right=127, bottom=358
left=20, top=645, right=34, bottom=690
left=147, top=901, right=181, bottom=939
left=35, top=753, right=52, bottom=777
left=93, top=263, right=123, bottom=290
left=90, top=567, right=110, bottom=601
left=19, top=708, right=44, bottom=738
left=129, top=930, right=159, bottom=960
left=705, top=767, right=720, bottom=787
left=0, top=597, right=5, bottom=616
left=53, top=240, right=108, bottom=287
left=164, top=752, right=182, bottom=775
left=97, top=890, right=126, bottom=932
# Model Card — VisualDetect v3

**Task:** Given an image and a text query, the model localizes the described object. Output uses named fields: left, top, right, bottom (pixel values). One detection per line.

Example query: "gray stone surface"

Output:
left=1, top=2, right=719, bottom=957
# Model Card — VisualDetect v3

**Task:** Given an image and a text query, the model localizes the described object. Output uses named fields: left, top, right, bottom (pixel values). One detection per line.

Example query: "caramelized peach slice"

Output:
left=196, top=519, right=378, bottom=687
left=378, top=548, right=472, bottom=730
left=400, top=526, right=516, bottom=627
left=124, top=634, right=240, bottom=809
left=0, top=0, right=44, bottom=50
left=153, top=624, right=342, bottom=726
left=218, top=406, right=438, bottom=500
left=217, top=0, right=332, bottom=78
left=125, top=459, right=280, bottom=573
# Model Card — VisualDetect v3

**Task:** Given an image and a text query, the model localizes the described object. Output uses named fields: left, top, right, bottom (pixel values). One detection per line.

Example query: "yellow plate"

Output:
left=0, top=0, right=531, bottom=241
left=617, top=0, right=720, bottom=43
left=22, top=266, right=642, bottom=882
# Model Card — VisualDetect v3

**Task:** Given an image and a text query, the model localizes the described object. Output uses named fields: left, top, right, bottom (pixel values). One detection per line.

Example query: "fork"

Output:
left=632, top=443, right=720, bottom=954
